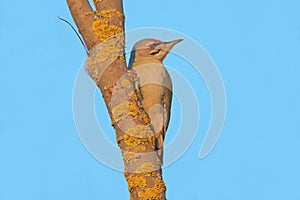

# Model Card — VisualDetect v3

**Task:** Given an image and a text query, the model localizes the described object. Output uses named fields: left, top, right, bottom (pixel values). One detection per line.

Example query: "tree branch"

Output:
left=67, top=0, right=166, bottom=199
left=67, top=0, right=99, bottom=50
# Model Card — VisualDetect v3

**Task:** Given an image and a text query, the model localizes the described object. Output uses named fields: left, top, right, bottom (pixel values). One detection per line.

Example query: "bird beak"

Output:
left=161, top=39, right=183, bottom=51
left=166, top=39, right=184, bottom=45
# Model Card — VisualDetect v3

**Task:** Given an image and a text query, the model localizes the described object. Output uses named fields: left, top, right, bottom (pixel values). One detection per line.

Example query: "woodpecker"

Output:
left=128, top=38, right=183, bottom=164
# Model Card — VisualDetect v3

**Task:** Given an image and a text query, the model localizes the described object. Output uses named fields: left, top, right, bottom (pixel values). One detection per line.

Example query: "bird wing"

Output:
left=163, top=69, right=173, bottom=136
left=157, top=69, right=173, bottom=165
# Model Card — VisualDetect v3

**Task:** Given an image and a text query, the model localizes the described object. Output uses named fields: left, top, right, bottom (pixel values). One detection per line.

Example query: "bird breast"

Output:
left=133, top=63, right=170, bottom=89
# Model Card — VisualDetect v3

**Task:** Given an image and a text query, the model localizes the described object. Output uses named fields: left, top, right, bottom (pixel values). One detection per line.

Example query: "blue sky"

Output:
left=1, top=0, right=300, bottom=199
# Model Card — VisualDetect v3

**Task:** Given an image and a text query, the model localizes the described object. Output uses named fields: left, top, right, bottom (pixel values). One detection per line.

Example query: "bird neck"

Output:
left=131, top=56, right=163, bottom=68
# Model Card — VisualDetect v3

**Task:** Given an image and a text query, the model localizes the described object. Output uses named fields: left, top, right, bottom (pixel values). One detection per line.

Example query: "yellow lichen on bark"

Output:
left=140, top=145, right=147, bottom=152
left=126, top=175, right=147, bottom=189
left=101, top=9, right=124, bottom=19
left=84, top=9, right=124, bottom=21
left=84, top=10, right=98, bottom=17
left=123, top=125, right=155, bottom=148
left=129, top=92, right=138, bottom=101
left=85, top=57, right=99, bottom=82
left=123, top=134, right=148, bottom=147
left=135, top=162, right=157, bottom=174
left=138, top=178, right=166, bottom=200
left=120, top=54, right=126, bottom=61
left=154, top=178, right=166, bottom=192
left=123, top=151, right=141, bottom=164
left=85, top=34, right=124, bottom=82
left=140, top=113, right=151, bottom=124
left=92, top=19, right=122, bottom=41
left=126, top=125, right=153, bottom=138
left=93, top=0, right=101, bottom=6
left=112, top=100, right=140, bottom=123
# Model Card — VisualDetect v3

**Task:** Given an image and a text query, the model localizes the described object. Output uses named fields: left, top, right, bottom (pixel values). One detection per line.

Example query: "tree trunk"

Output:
left=66, top=0, right=166, bottom=199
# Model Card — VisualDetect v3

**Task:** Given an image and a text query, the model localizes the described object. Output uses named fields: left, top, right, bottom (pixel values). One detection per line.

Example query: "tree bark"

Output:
left=67, top=0, right=166, bottom=199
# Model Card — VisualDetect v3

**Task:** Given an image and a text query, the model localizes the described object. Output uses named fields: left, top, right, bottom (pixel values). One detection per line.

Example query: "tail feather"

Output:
left=157, top=132, right=164, bottom=165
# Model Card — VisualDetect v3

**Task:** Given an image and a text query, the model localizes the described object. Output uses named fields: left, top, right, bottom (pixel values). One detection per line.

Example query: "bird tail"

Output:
left=158, top=147, right=164, bottom=165
left=156, top=132, right=164, bottom=165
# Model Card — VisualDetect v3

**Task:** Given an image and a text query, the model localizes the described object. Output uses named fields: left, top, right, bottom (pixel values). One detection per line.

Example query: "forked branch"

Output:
left=67, top=0, right=166, bottom=199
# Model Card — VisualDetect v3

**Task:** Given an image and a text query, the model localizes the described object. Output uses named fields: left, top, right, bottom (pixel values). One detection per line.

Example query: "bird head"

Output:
left=128, top=38, right=183, bottom=68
